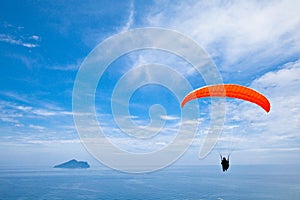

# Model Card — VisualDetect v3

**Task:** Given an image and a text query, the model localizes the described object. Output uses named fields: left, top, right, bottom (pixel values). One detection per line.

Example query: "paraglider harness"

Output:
left=220, top=154, right=230, bottom=172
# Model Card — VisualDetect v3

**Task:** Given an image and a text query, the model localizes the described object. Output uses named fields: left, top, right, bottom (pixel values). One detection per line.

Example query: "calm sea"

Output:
left=0, top=165, right=299, bottom=199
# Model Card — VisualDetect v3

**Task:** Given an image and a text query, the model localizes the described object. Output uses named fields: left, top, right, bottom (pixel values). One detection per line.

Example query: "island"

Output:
left=54, top=159, right=90, bottom=169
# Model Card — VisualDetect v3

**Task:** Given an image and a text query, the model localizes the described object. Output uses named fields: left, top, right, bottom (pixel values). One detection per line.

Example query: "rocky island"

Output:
left=54, top=159, right=90, bottom=169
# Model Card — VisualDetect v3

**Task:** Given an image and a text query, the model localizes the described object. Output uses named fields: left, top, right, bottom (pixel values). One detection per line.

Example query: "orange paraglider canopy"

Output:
left=181, top=84, right=270, bottom=112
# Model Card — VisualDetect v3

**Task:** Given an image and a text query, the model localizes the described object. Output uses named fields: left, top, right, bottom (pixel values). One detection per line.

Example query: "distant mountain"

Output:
left=54, top=159, right=90, bottom=169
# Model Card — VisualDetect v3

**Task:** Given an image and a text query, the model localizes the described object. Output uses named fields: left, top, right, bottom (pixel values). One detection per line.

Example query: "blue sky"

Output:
left=1, top=0, right=300, bottom=168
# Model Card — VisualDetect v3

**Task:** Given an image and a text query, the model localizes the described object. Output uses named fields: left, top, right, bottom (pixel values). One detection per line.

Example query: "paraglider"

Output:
left=181, top=84, right=271, bottom=172
left=181, top=84, right=270, bottom=112
left=220, top=154, right=229, bottom=172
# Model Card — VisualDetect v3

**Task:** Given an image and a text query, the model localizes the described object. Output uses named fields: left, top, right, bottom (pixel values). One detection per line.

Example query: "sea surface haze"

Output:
left=0, top=165, right=299, bottom=199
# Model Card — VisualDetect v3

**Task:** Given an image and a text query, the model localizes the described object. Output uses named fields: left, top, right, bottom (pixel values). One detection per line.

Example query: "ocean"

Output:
left=0, top=165, right=299, bottom=199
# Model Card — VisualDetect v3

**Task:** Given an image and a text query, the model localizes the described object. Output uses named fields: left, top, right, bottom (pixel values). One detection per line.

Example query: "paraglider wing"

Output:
left=181, top=84, right=270, bottom=112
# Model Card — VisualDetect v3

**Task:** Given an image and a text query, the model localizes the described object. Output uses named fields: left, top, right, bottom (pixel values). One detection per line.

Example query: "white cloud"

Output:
left=31, top=109, right=57, bottom=116
left=145, top=0, right=300, bottom=77
left=250, top=59, right=300, bottom=140
left=1, top=92, right=32, bottom=103
left=127, top=50, right=197, bottom=79
left=160, top=115, right=179, bottom=121
left=1, top=117, right=19, bottom=123
left=0, top=34, right=39, bottom=48
left=0, top=97, right=74, bottom=137
left=14, top=124, right=24, bottom=127
left=120, top=0, right=135, bottom=32
left=50, top=59, right=82, bottom=71
left=220, top=59, right=300, bottom=152
left=29, top=107, right=73, bottom=117
left=25, top=138, right=80, bottom=145
left=16, top=105, right=32, bottom=111
left=29, top=124, right=46, bottom=130
left=31, top=35, right=40, bottom=41
left=1, top=99, right=72, bottom=117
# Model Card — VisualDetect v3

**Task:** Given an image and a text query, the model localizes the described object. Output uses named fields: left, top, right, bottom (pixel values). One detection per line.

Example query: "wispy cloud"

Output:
left=0, top=97, right=74, bottom=135
left=120, top=0, right=135, bottom=32
left=145, top=0, right=300, bottom=80
left=215, top=59, right=300, bottom=151
left=0, top=34, right=39, bottom=48
left=49, top=59, right=83, bottom=71
left=160, top=115, right=180, bottom=121
left=29, top=124, right=46, bottom=130
left=126, top=50, right=198, bottom=79
left=250, top=59, right=300, bottom=141
left=1, top=117, right=19, bottom=123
